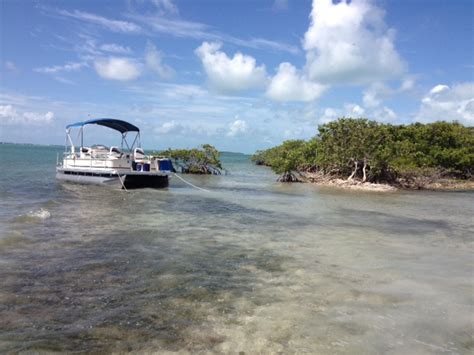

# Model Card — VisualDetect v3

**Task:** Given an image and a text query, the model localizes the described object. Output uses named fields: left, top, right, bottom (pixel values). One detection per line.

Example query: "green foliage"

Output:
left=251, top=139, right=319, bottom=172
left=316, top=118, right=385, bottom=177
left=390, top=121, right=474, bottom=177
left=251, top=119, right=474, bottom=184
left=155, top=144, right=223, bottom=174
left=265, top=140, right=306, bottom=174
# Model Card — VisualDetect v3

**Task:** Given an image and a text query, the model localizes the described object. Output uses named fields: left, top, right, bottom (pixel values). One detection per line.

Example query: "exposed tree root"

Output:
left=278, top=171, right=303, bottom=182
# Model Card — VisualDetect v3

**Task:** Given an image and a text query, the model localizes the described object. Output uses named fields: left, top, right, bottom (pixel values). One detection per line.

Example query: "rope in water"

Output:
left=117, top=173, right=128, bottom=192
left=173, top=173, right=210, bottom=193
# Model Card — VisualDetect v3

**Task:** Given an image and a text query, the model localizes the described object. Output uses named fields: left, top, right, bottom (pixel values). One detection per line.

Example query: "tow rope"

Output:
left=117, top=174, right=128, bottom=192
left=173, top=173, right=210, bottom=193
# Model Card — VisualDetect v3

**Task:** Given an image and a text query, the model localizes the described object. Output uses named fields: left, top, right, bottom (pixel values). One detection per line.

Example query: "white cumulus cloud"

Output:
left=363, top=87, right=382, bottom=108
left=0, top=105, right=16, bottom=118
left=416, top=83, right=474, bottom=125
left=195, top=42, right=267, bottom=93
left=94, top=57, right=141, bottom=81
left=374, top=106, right=397, bottom=121
left=303, top=0, right=405, bottom=84
left=345, top=103, right=365, bottom=116
left=362, top=82, right=394, bottom=108
left=153, top=120, right=220, bottom=137
left=227, top=119, right=249, bottom=137
left=265, top=0, right=406, bottom=102
left=266, top=63, right=326, bottom=102
left=319, top=104, right=366, bottom=124
left=319, top=107, right=339, bottom=123
left=155, top=120, right=183, bottom=134
left=318, top=102, right=396, bottom=123
left=429, top=84, right=450, bottom=96
left=0, top=105, right=54, bottom=125
left=399, top=77, right=416, bottom=92
left=145, top=42, right=174, bottom=79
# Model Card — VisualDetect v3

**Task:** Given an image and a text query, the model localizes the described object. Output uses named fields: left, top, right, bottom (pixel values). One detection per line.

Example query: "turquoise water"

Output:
left=0, top=143, right=473, bottom=353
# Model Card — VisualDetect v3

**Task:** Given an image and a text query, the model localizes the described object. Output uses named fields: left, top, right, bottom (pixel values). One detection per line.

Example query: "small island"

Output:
left=155, top=144, right=224, bottom=175
left=251, top=118, right=474, bottom=191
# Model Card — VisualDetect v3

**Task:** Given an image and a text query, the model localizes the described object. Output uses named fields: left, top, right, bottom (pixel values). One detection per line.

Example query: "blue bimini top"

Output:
left=66, top=118, right=140, bottom=133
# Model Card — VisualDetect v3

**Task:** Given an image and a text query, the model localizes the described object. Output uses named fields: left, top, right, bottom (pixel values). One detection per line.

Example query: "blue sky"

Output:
left=1, top=0, right=473, bottom=153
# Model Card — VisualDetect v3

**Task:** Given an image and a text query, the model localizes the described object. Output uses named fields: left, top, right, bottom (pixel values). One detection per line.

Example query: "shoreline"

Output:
left=422, top=179, right=474, bottom=191
left=299, top=172, right=474, bottom=192
left=302, top=174, right=397, bottom=192
left=315, top=179, right=397, bottom=192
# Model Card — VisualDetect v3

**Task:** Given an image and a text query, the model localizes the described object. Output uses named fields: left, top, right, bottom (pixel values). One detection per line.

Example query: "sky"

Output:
left=0, top=0, right=473, bottom=153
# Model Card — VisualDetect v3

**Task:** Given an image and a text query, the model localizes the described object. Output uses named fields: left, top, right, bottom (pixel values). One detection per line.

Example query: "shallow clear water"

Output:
left=1, top=144, right=473, bottom=353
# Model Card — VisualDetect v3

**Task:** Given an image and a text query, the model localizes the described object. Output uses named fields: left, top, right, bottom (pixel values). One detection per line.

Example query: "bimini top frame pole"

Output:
left=121, top=131, right=141, bottom=151
left=65, top=127, right=75, bottom=154
left=65, top=118, right=141, bottom=152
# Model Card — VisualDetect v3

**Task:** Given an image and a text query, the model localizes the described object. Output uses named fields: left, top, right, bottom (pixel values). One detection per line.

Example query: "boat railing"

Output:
left=61, top=152, right=127, bottom=169
left=61, top=152, right=161, bottom=171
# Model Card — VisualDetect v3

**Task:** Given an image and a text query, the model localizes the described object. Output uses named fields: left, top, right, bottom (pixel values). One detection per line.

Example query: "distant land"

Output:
left=0, top=142, right=247, bottom=156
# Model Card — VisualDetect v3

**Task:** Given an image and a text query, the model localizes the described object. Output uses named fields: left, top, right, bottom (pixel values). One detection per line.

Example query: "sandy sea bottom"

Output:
left=0, top=145, right=473, bottom=354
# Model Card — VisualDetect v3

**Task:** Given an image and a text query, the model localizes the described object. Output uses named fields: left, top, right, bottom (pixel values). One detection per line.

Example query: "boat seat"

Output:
left=80, top=146, right=90, bottom=158
left=134, top=148, right=145, bottom=161
left=110, top=146, right=122, bottom=157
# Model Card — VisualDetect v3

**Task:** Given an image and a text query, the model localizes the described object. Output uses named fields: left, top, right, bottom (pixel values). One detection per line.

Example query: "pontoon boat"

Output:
left=56, top=118, right=173, bottom=189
